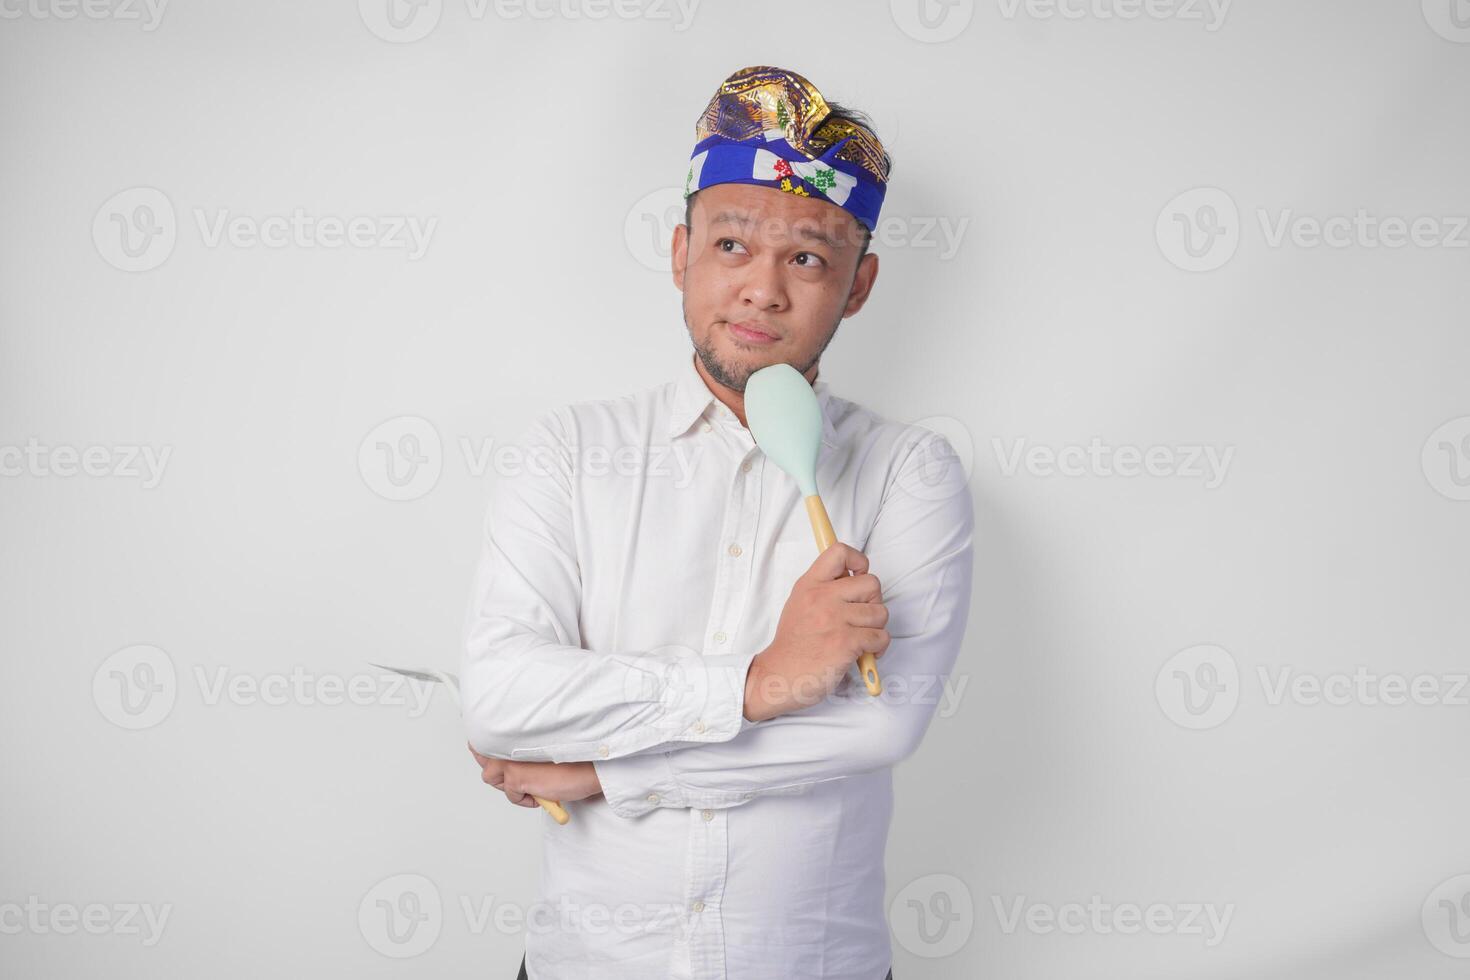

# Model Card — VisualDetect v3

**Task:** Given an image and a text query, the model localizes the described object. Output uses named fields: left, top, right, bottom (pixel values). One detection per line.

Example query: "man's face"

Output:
left=671, top=182, right=878, bottom=393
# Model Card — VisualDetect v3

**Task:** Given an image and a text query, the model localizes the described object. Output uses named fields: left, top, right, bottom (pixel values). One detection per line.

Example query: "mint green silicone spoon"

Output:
left=745, top=362, right=882, bottom=695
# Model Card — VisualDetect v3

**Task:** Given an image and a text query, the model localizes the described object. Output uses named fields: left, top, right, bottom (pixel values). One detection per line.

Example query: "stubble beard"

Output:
left=683, top=296, right=841, bottom=395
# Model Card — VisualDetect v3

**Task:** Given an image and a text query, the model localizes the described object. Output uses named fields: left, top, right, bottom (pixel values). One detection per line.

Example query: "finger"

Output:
left=507, top=788, right=540, bottom=809
left=856, top=627, right=891, bottom=658
left=479, top=758, right=506, bottom=785
left=829, top=572, right=882, bottom=603
left=843, top=601, right=889, bottom=629
left=503, top=765, right=551, bottom=804
left=805, top=542, right=867, bottom=582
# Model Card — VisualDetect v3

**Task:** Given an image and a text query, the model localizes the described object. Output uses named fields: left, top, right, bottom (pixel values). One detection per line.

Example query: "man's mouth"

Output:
left=727, top=321, right=779, bottom=343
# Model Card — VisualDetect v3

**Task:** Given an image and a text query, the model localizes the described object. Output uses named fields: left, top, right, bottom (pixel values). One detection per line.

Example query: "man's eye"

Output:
left=717, top=238, right=748, bottom=254
left=794, top=252, right=826, bottom=268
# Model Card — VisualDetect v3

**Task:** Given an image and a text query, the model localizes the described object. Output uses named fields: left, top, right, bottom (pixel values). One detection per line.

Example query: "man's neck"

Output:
left=693, top=353, right=819, bottom=429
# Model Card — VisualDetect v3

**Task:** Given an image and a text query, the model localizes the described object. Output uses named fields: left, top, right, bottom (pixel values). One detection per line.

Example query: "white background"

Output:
left=2, top=0, right=1468, bottom=977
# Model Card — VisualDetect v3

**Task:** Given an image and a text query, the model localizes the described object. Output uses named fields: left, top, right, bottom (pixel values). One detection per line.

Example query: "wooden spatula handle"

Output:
left=535, top=797, right=570, bottom=824
left=803, top=494, right=882, bottom=696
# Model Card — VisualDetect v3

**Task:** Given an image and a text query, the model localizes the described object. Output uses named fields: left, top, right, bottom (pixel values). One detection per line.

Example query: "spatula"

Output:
left=743, top=363, right=882, bottom=696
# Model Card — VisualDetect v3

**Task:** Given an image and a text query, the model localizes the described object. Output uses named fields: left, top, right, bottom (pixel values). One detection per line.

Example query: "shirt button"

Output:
left=692, top=719, right=706, bottom=733
left=741, top=460, right=752, bottom=473
left=727, top=543, right=742, bottom=557
left=702, top=809, right=714, bottom=821
left=692, top=901, right=704, bottom=913
left=597, top=745, right=609, bottom=758
left=713, top=631, right=727, bottom=644
left=701, top=422, right=712, bottom=433
left=646, top=793, right=660, bottom=803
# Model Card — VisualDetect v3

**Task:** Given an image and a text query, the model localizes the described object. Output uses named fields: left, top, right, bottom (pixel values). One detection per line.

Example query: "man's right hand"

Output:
left=742, top=542, right=890, bottom=723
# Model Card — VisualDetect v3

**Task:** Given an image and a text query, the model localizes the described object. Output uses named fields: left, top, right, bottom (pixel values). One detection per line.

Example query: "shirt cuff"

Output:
left=679, top=648, right=760, bottom=741
left=594, top=751, right=684, bottom=817
left=631, top=648, right=758, bottom=747
left=593, top=649, right=761, bottom=817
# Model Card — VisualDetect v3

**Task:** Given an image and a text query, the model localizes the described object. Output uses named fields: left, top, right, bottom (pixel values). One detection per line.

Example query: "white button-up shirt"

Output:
left=461, top=351, right=974, bottom=980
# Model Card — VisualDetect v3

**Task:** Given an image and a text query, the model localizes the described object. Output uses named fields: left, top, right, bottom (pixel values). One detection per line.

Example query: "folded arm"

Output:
left=460, top=409, right=759, bottom=763
left=592, top=429, right=976, bottom=817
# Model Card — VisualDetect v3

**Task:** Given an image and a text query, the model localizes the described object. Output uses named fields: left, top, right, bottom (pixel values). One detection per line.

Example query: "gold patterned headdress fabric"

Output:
left=685, top=66, right=889, bottom=232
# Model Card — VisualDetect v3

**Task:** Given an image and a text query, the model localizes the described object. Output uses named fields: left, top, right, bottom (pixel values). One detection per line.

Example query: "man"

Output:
left=462, top=65, right=974, bottom=980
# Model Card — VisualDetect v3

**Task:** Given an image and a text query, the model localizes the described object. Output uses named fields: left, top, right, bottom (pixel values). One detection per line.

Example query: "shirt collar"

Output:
left=668, top=350, right=838, bottom=448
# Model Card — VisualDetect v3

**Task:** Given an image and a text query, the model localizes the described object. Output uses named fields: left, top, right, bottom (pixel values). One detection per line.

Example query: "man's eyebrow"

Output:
left=709, top=210, right=752, bottom=227
left=709, top=210, right=843, bottom=249
left=793, top=225, right=842, bottom=248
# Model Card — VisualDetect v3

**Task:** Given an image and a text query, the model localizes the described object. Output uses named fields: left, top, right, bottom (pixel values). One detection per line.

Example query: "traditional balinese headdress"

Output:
left=684, top=65, right=890, bottom=233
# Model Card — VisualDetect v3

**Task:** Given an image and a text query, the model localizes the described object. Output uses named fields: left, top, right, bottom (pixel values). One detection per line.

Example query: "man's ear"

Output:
left=671, top=222, right=688, bottom=291
left=843, top=251, right=879, bottom=317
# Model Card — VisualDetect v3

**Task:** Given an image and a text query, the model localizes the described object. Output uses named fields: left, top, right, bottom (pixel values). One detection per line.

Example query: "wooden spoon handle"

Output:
left=535, top=797, right=570, bottom=825
left=803, top=494, right=883, bottom=696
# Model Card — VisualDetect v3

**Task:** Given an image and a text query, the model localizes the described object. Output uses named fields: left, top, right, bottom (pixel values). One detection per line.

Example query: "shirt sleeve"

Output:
left=460, top=408, right=759, bottom=764
left=592, top=429, right=975, bottom=818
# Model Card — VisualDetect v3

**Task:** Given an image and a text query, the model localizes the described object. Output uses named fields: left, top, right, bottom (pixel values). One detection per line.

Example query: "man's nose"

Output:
left=737, top=256, right=789, bottom=310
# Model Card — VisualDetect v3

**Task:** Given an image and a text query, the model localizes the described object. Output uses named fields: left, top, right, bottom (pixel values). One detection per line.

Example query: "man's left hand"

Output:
left=468, top=742, right=604, bottom=809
